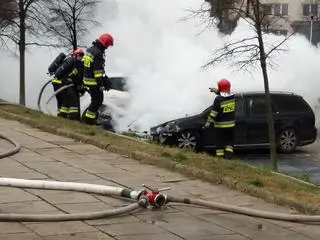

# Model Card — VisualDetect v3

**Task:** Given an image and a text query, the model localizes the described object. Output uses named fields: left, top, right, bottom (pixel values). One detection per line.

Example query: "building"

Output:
left=205, top=0, right=320, bottom=45
left=258, top=0, right=320, bottom=45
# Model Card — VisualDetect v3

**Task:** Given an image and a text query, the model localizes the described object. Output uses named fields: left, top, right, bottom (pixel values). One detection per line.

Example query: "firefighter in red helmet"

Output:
left=62, top=48, right=85, bottom=121
left=50, top=48, right=84, bottom=120
left=204, top=79, right=236, bottom=159
left=82, top=33, right=114, bottom=125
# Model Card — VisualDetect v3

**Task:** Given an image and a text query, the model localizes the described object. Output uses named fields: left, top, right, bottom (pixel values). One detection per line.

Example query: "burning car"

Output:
left=80, top=73, right=130, bottom=131
left=150, top=91, right=318, bottom=153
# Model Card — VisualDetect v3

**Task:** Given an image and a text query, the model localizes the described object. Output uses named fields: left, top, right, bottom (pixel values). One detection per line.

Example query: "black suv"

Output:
left=150, top=91, right=318, bottom=153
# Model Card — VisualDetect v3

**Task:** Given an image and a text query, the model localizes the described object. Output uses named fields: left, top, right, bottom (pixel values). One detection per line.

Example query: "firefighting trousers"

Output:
left=51, top=82, right=64, bottom=115
left=215, top=127, right=235, bottom=157
left=82, top=86, right=103, bottom=125
left=60, top=86, right=80, bottom=121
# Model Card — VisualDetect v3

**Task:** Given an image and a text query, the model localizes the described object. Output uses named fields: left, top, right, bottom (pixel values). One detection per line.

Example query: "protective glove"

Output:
left=102, top=76, right=112, bottom=91
left=77, top=85, right=87, bottom=96
left=203, top=122, right=210, bottom=129
left=209, top=87, right=220, bottom=95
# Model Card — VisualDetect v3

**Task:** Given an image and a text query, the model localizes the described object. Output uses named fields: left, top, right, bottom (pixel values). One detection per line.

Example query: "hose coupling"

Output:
left=141, top=184, right=170, bottom=208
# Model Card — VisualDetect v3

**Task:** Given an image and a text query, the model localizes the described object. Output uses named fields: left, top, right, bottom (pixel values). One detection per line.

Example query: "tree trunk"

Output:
left=259, top=49, right=278, bottom=171
left=254, top=2, right=278, bottom=171
left=72, top=9, right=77, bottom=50
left=19, top=0, right=25, bottom=106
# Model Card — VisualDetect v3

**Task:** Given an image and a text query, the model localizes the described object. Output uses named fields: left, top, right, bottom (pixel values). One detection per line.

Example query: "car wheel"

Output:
left=177, top=130, right=199, bottom=151
left=277, top=129, right=298, bottom=153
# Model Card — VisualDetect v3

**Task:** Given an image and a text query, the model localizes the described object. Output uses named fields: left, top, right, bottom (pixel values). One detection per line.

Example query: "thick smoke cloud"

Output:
left=0, top=0, right=319, bottom=131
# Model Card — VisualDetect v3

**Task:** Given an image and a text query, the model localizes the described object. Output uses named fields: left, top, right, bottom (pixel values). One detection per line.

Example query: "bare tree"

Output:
left=45, top=0, right=100, bottom=51
left=194, top=0, right=295, bottom=170
left=0, top=0, right=16, bottom=38
left=0, top=0, right=56, bottom=106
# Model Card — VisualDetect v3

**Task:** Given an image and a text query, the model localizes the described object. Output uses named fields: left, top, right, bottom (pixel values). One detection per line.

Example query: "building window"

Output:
left=263, top=3, right=288, bottom=16
left=303, top=4, right=318, bottom=17
left=267, top=29, right=288, bottom=36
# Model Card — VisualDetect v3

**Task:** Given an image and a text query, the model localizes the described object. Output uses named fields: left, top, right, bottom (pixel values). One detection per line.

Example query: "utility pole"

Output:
left=310, top=15, right=314, bottom=44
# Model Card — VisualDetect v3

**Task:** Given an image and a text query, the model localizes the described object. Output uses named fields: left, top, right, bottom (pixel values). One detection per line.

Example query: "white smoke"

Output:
left=0, top=0, right=319, bottom=131
left=95, top=0, right=320, bottom=131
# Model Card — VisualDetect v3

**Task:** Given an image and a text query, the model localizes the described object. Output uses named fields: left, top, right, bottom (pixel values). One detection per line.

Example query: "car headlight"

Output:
left=156, top=127, right=162, bottom=134
left=164, top=121, right=180, bottom=133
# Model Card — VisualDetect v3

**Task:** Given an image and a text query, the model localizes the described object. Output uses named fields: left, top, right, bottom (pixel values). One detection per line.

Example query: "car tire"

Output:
left=176, top=130, right=200, bottom=151
left=277, top=128, right=298, bottom=153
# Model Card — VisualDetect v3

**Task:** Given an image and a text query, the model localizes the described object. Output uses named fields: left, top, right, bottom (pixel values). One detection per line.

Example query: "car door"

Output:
left=200, top=106, right=216, bottom=149
left=245, top=95, right=270, bottom=145
left=234, top=95, right=247, bottom=145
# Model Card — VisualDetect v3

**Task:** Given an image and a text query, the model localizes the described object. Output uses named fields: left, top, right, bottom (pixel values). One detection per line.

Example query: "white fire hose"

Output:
left=0, top=122, right=320, bottom=223
left=45, top=83, right=74, bottom=106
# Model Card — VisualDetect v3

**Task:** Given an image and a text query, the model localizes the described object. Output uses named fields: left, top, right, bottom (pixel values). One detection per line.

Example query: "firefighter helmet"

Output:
left=71, top=48, right=84, bottom=58
left=217, top=79, right=231, bottom=93
left=98, top=33, right=114, bottom=48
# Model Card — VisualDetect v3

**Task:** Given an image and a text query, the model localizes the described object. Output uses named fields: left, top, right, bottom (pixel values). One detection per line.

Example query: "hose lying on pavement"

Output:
left=167, top=196, right=320, bottom=223
left=0, top=177, right=146, bottom=222
left=0, top=133, right=21, bottom=158
left=2, top=102, right=320, bottom=223
left=0, top=201, right=144, bottom=222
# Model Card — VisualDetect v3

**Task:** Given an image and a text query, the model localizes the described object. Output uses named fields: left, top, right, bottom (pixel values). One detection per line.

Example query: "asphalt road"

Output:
left=238, top=136, right=320, bottom=185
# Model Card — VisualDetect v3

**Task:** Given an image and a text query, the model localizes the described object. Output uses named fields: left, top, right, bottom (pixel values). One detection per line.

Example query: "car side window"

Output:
left=248, top=96, right=267, bottom=116
left=272, top=95, right=310, bottom=113
left=235, top=97, right=244, bottom=117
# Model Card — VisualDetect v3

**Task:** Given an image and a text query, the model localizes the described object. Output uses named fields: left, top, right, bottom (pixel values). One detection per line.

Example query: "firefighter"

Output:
left=53, top=48, right=85, bottom=120
left=81, top=33, right=113, bottom=125
left=64, top=48, right=85, bottom=121
left=204, top=79, right=236, bottom=159
left=48, top=52, right=67, bottom=116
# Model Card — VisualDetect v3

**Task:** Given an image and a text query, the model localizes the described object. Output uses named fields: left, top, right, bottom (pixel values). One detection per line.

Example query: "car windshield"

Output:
left=109, top=77, right=128, bottom=92
left=201, top=105, right=212, bottom=114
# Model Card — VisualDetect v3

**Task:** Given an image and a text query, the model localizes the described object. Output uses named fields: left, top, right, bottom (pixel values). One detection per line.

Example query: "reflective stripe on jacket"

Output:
left=82, top=42, right=105, bottom=87
left=207, top=94, right=236, bottom=128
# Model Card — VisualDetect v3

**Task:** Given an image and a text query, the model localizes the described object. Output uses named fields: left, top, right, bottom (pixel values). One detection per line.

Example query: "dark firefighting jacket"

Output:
left=82, top=40, right=107, bottom=87
left=206, top=94, right=236, bottom=128
left=52, top=57, right=83, bottom=88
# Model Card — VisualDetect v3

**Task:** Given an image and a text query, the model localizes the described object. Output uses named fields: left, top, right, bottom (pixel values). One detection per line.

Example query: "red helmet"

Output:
left=72, top=48, right=84, bottom=58
left=98, top=33, right=114, bottom=48
left=217, top=78, right=231, bottom=93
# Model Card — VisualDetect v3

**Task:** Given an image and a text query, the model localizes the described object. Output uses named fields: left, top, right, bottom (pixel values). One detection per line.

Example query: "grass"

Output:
left=1, top=103, right=320, bottom=214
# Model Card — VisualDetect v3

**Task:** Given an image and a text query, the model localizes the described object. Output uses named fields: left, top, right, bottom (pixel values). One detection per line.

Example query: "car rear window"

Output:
left=272, top=95, right=311, bottom=113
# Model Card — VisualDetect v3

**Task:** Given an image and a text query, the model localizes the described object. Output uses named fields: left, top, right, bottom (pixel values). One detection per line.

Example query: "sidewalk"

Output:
left=0, top=118, right=318, bottom=240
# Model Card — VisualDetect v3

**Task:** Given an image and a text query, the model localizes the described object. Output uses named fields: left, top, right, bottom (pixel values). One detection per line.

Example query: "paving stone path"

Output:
left=0, top=118, right=319, bottom=240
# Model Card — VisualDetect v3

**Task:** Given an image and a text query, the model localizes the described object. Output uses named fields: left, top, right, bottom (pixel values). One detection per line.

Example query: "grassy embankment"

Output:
left=0, top=103, right=319, bottom=214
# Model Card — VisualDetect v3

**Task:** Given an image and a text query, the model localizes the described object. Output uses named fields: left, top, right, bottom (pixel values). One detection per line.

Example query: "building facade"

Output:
left=205, top=0, right=320, bottom=44
left=260, top=0, right=320, bottom=44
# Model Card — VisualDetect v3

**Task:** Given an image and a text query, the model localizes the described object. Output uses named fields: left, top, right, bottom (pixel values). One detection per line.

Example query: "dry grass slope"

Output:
left=0, top=104, right=320, bottom=214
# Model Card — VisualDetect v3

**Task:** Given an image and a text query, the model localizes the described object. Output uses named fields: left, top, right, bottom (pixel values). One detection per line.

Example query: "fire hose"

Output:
left=45, top=83, right=75, bottom=107
left=1, top=129, right=320, bottom=222
left=37, top=79, right=52, bottom=112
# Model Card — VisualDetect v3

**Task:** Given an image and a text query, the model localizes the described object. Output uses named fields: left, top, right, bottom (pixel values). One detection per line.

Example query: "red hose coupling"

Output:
left=141, top=184, right=170, bottom=208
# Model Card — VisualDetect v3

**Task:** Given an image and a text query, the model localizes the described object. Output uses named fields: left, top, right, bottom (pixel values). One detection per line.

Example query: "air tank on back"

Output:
left=48, top=52, right=67, bottom=76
